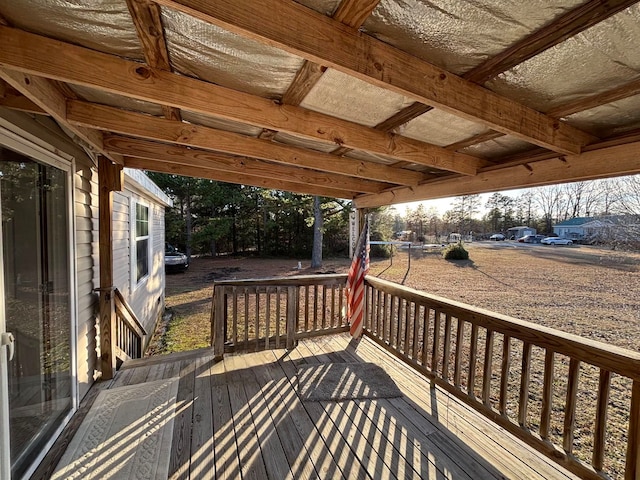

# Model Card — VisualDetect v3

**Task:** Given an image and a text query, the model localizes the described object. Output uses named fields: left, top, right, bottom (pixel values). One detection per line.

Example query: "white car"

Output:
left=541, top=237, right=573, bottom=245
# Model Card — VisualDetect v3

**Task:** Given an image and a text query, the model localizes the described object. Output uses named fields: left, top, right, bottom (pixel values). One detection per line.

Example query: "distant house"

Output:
left=552, top=217, right=613, bottom=240
left=507, top=226, right=536, bottom=239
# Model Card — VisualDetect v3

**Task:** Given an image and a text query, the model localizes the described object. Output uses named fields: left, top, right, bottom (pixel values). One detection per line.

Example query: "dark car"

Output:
left=518, top=234, right=546, bottom=243
left=165, top=243, right=189, bottom=272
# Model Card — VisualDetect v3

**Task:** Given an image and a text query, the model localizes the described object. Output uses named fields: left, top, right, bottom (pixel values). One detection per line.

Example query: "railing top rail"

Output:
left=366, top=275, right=640, bottom=380
left=114, top=288, right=147, bottom=337
left=213, top=273, right=348, bottom=287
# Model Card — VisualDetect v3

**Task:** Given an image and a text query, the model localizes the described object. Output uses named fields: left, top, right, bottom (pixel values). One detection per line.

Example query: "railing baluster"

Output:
left=626, top=380, right=640, bottom=480
left=411, top=303, right=420, bottom=360
left=404, top=301, right=412, bottom=355
left=232, top=286, right=238, bottom=346
left=593, top=369, right=611, bottom=471
left=389, top=295, right=396, bottom=346
left=286, top=286, right=297, bottom=350
left=421, top=307, right=430, bottom=368
left=396, top=297, right=403, bottom=350
left=432, top=310, right=442, bottom=374
left=375, top=289, right=382, bottom=337
left=331, top=284, right=336, bottom=328
left=265, top=287, right=271, bottom=350
left=213, top=286, right=225, bottom=358
left=313, top=285, right=318, bottom=331
left=338, top=283, right=344, bottom=325
left=304, top=285, right=310, bottom=331
left=454, top=319, right=464, bottom=387
left=322, top=285, right=327, bottom=329
left=540, top=349, right=555, bottom=440
left=442, top=314, right=452, bottom=381
left=275, top=287, right=282, bottom=349
left=244, top=287, right=249, bottom=347
left=563, top=358, right=580, bottom=454
left=519, top=341, right=532, bottom=427
left=499, top=335, right=511, bottom=415
left=482, top=329, right=495, bottom=405
left=467, top=323, right=479, bottom=396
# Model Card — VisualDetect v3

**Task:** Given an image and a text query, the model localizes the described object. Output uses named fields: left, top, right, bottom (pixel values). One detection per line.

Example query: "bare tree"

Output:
left=534, top=185, right=564, bottom=233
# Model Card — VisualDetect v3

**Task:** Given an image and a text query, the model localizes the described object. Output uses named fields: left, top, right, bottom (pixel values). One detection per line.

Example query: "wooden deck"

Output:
left=44, top=333, right=580, bottom=479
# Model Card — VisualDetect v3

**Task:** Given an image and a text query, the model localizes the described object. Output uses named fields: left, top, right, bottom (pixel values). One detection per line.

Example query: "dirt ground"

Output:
left=152, top=242, right=640, bottom=354
left=147, top=242, right=639, bottom=477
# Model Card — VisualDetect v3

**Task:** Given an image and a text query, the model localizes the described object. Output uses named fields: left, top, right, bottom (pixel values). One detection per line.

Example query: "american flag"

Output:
left=346, top=218, right=370, bottom=338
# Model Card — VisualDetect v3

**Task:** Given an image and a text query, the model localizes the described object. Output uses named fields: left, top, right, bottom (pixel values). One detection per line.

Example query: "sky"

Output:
left=391, top=189, right=525, bottom=216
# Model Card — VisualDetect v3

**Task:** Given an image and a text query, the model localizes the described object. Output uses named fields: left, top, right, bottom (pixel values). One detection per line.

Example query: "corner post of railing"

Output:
left=625, top=379, right=640, bottom=479
left=212, top=284, right=226, bottom=360
left=286, top=286, right=298, bottom=350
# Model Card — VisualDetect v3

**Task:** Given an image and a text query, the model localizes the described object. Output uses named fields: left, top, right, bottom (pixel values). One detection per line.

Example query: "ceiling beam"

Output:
left=123, top=156, right=355, bottom=199
left=0, top=26, right=481, bottom=175
left=0, top=68, right=122, bottom=163
left=125, top=0, right=182, bottom=121
left=354, top=141, right=640, bottom=208
left=156, top=0, right=596, bottom=155
left=105, top=134, right=384, bottom=193
left=68, top=100, right=423, bottom=185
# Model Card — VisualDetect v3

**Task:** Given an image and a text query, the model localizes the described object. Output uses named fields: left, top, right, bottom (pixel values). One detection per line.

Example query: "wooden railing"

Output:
left=113, top=288, right=146, bottom=362
left=363, top=275, right=640, bottom=480
left=211, top=274, right=348, bottom=357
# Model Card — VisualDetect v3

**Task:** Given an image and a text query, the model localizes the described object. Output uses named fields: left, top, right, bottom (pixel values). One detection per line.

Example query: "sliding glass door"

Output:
left=0, top=144, right=74, bottom=479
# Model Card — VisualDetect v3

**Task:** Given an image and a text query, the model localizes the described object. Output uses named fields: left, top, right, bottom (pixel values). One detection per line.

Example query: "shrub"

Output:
left=443, top=242, right=469, bottom=260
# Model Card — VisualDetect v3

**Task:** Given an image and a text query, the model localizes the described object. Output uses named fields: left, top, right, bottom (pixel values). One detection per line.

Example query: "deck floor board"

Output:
left=42, top=333, right=581, bottom=480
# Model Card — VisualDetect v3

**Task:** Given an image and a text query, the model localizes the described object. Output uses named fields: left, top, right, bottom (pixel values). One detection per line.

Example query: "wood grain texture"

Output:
left=355, top=140, right=640, bottom=207
left=125, top=156, right=355, bottom=198
left=281, top=60, right=325, bottom=106
left=592, top=369, right=611, bottom=471
left=156, top=0, right=596, bottom=154
left=70, top=101, right=422, bottom=186
left=107, top=135, right=389, bottom=194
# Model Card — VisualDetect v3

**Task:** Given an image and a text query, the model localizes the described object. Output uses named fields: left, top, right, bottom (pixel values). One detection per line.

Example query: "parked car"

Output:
left=165, top=243, right=189, bottom=272
left=489, top=233, right=505, bottom=241
left=541, top=237, right=573, bottom=245
left=518, top=234, right=546, bottom=243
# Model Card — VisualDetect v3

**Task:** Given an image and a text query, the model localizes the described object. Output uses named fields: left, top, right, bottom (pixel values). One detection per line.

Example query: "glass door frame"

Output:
left=0, top=124, right=79, bottom=479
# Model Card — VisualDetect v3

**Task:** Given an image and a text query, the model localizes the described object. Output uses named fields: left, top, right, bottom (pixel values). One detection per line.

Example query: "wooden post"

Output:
left=212, top=285, right=225, bottom=360
left=98, top=157, right=123, bottom=380
left=286, top=286, right=297, bottom=350
left=625, top=379, right=640, bottom=480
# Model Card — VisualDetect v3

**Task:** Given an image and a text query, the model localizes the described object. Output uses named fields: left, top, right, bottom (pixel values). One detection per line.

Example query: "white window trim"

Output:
left=130, top=197, right=151, bottom=291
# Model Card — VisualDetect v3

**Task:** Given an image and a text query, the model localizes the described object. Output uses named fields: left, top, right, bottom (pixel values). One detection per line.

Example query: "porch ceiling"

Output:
left=0, top=0, right=639, bottom=206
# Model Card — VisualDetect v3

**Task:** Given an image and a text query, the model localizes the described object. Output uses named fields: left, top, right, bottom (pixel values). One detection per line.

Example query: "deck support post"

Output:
left=286, top=286, right=298, bottom=350
left=98, top=156, right=123, bottom=380
left=212, top=285, right=226, bottom=360
left=625, top=380, right=640, bottom=479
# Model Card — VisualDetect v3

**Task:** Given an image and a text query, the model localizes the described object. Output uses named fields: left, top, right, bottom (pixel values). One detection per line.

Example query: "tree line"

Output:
left=149, top=173, right=640, bottom=260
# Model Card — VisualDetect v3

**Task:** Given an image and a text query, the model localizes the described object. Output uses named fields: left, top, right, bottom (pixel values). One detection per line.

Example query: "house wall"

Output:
left=111, top=185, right=166, bottom=339
left=0, top=109, right=167, bottom=401
left=553, top=226, right=584, bottom=238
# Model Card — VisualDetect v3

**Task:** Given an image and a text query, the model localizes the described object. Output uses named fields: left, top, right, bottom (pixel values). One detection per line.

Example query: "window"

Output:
left=134, top=202, right=149, bottom=283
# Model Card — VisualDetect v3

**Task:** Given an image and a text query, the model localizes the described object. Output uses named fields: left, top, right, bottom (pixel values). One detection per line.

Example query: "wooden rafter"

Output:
left=0, top=68, right=122, bottom=163
left=157, top=0, right=597, bottom=154
left=0, top=79, right=47, bottom=114
left=105, top=134, right=386, bottom=193
left=354, top=141, right=640, bottom=208
left=68, top=100, right=423, bottom=185
left=0, top=26, right=481, bottom=175
left=125, top=0, right=181, bottom=121
left=281, top=0, right=380, bottom=106
left=124, top=156, right=356, bottom=199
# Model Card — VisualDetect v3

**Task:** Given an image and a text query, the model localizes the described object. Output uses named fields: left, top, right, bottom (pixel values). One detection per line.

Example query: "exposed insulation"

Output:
left=0, top=0, right=144, bottom=60
left=69, top=85, right=164, bottom=116
left=161, top=7, right=304, bottom=99
left=401, top=109, right=492, bottom=147
left=565, top=94, right=640, bottom=137
left=273, top=132, right=338, bottom=153
left=293, top=0, right=340, bottom=16
left=345, top=149, right=398, bottom=166
left=362, top=0, right=585, bottom=75
left=486, top=5, right=640, bottom=112
left=300, top=69, right=414, bottom=128
left=461, top=135, right=535, bottom=159
left=181, top=111, right=263, bottom=137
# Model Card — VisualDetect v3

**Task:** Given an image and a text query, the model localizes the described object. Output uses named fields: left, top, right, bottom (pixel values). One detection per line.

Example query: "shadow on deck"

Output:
left=34, top=333, right=577, bottom=480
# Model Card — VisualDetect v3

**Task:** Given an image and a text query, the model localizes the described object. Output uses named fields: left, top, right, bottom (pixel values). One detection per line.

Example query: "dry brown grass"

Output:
left=150, top=243, right=640, bottom=477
